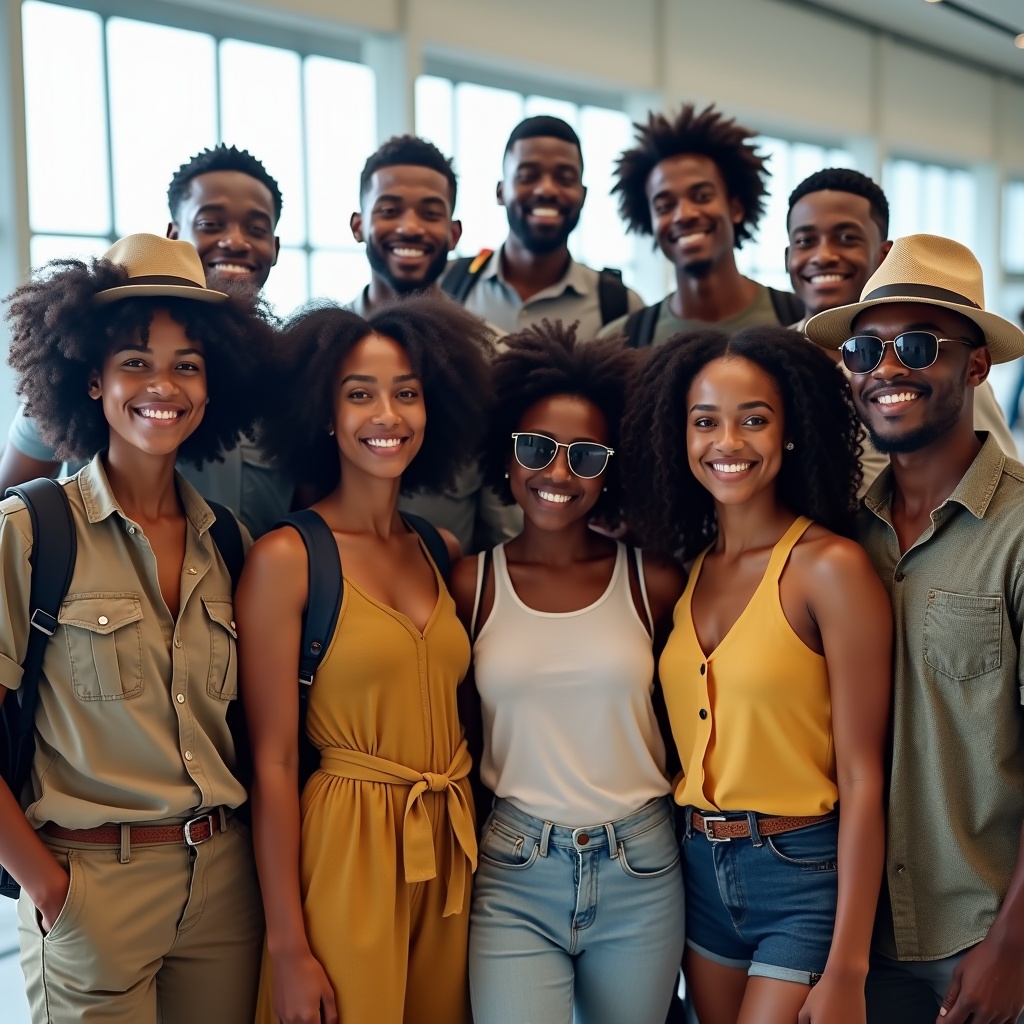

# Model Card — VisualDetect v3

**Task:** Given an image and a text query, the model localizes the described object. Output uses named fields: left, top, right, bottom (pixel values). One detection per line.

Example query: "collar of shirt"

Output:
left=863, top=431, right=1004, bottom=528
left=78, top=452, right=216, bottom=535
left=485, top=245, right=591, bottom=304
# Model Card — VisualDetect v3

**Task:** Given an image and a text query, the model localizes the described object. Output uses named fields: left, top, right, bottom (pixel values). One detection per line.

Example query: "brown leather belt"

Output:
left=42, top=810, right=225, bottom=848
left=692, top=810, right=835, bottom=843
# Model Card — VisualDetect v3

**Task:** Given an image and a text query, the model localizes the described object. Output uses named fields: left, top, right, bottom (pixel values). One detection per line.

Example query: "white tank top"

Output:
left=472, top=542, right=670, bottom=826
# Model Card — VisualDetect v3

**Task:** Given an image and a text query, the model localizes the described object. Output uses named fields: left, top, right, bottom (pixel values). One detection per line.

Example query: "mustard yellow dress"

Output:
left=255, top=550, right=477, bottom=1024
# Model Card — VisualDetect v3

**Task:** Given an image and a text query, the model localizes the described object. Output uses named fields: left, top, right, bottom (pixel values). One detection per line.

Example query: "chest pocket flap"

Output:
left=202, top=597, right=238, bottom=699
left=57, top=593, right=144, bottom=700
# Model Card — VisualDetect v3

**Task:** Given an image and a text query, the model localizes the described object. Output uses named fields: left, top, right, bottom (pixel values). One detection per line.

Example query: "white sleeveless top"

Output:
left=472, top=542, right=670, bottom=826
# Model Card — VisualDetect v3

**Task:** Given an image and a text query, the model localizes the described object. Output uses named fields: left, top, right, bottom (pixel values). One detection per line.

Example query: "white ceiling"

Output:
left=801, top=0, right=1024, bottom=79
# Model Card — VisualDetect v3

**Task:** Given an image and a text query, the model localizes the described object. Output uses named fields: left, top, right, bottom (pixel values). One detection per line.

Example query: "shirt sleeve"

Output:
left=0, top=505, right=35, bottom=692
left=596, top=312, right=629, bottom=339
left=7, top=405, right=59, bottom=462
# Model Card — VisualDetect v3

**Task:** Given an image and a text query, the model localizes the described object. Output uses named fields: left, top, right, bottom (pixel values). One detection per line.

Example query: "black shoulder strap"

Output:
left=624, top=301, right=661, bottom=348
left=1, top=479, right=76, bottom=898
left=441, top=250, right=495, bottom=304
left=206, top=501, right=244, bottom=592
left=400, top=512, right=451, bottom=582
left=767, top=286, right=805, bottom=327
left=597, top=267, right=629, bottom=327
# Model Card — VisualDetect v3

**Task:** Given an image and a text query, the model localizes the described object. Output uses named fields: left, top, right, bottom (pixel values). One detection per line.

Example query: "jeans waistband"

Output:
left=490, top=796, right=674, bottom=857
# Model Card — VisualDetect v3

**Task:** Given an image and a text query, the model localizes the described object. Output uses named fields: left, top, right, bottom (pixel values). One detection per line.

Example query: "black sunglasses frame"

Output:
left=510, top=432, right=614, bottom=480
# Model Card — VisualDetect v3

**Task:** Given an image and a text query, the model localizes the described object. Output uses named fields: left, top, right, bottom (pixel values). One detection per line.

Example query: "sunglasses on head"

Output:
left=839, top=332, right=973, bottom=374
left=511, top=432, right=614, bottom=479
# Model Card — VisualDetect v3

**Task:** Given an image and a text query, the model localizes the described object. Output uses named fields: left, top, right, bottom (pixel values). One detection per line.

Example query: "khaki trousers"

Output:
left=17, top=817, right=264, bottom=1024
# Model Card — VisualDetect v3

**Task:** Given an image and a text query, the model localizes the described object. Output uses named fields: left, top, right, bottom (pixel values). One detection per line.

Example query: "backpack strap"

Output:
left=624, top=301, right=661, bottom=348
left=400, top=512, right=451, bottom=583
left=1, top=479, right=76, bottom=898
left=767, top=286, right=805, bottom=327
left=206, top=501, right=244, bottom=592
left=441, top=249, right=495, bottom=304
left=597, top=267, right=629, bottom=326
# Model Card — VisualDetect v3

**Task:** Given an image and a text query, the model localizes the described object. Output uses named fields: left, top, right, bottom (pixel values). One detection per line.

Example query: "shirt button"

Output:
left=186, top=566, right=197, bottom=576
left=176, top=693, right=185, bottom=704
left=97, top=615, right=108, bottom=626
left=174, top=636, right=183, bottom=648
left=894, top=571, right=906, bottom=582
left=700, top=664, right=706, bottom=675
left=184, top=751, right=193, bottom=761
left=127, top=525, right=136, bottom=535
left=699, top=709, right=708, bottom=720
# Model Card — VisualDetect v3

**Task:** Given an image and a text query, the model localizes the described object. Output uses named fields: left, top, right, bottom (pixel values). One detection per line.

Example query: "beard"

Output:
left=681, top=258, right=714, bottom=280
left=365, top=239, right=451, bottom=294
left=506, top=203, right=581, bottom=255
left=861, top=380, right=966, bottom=454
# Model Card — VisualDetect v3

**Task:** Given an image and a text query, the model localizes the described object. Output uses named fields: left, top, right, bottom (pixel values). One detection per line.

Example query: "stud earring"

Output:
left=785, top=441, right=795, bottom=451
left=504, top=471, right=509, bottom=479
left=328, top=428, right=335, bottom=436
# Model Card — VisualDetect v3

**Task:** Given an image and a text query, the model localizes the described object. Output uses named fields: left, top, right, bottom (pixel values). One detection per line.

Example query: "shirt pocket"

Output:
left=58, top=594, right=144, bottom=700
left=923, top=589, right=1002, bottom=681
left=202, top=597, right=238, bottom=700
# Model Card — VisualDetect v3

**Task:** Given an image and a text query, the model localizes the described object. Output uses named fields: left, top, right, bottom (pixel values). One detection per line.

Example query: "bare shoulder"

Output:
left=238, top=524, right=309, bottom=610
left=640, top=549, right=687, bottom=602
left=450, top=552, right=481, bottom=604
left=792, top=523, right=883, bottom=594
left=438, top=527, right=461, bottom=564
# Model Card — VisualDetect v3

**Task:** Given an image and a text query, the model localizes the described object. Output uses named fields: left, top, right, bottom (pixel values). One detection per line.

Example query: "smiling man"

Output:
left=806, top=234, right=1024, bottom=1024
left=441, top=115, right=642, bottom=339
left=598, top=104, right=802, bottom=347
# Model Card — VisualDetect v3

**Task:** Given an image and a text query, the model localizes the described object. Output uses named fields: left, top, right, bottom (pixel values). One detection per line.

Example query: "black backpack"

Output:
left=441, top=249, right=631, bottom=327
left=0, top=480, right=244, bottom=899
left=622, top=287, right=806, bottom=348
left=272, top=509, right=451, bottom=791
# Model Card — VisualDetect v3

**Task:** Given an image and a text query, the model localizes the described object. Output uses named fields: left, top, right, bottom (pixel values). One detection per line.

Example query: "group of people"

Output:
left=0, top=98, right=1021, bottom=1024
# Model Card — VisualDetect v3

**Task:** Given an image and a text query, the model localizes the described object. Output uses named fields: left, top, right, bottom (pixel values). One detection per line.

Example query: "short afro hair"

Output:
left=5, top=257, right=280, bottom=465
left=787, top=168, right=889, bottom=237
left=168, top=144, right=283, bottom=224
left=613, top=104, right=768, bottom=245
left=621, top=325, right=862, bottom=559
left=260, top=295, right=494, bottom=497
left=359, top=135, right=458, bottom=209
left=505, top=115, right=582, bottom=166
left=482, top=320, right=638, bottom=518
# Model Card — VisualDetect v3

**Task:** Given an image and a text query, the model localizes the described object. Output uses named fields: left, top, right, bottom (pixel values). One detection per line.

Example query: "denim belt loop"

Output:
left=746, top=811, right=764, bottom=847
left=119, top=822, right=131, bottom=864
left=603, top=821, right=618, bottom=859
left=539, top=820, right=553, bottom=857
left=683, top=806, right=694, bottom=840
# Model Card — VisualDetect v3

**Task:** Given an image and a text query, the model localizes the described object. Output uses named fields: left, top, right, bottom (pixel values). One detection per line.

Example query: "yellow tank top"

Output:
left=660, top=516, right=837, bottom=816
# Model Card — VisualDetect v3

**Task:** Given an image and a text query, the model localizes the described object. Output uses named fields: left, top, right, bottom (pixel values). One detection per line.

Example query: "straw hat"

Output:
left=94, top=233, right=227, bottom=305
left=805, top=233, right=1024, bottom=364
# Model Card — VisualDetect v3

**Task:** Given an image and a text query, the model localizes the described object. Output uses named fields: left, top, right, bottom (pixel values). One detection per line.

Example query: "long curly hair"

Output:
left=621, top=325, right=862, bottom=558
left=260, top=295, right=495, bottom=496
left=482, top=320, right=639, bottom=518
left=5, top=257, right=279, bottom=465
left=613, top=103, right=768, bottom=246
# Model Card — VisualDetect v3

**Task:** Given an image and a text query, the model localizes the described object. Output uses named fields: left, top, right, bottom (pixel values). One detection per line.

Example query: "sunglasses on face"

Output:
left=510, top=432, right=614, bottom=479
left=839, top=332, right=973, bottom=374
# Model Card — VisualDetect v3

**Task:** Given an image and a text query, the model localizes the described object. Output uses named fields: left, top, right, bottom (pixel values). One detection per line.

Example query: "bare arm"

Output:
left=0, top=446, right=60, bottom=493
left=236, top=528, right=337, bottom=1024
left=800, top=539, right=892, bottom=1024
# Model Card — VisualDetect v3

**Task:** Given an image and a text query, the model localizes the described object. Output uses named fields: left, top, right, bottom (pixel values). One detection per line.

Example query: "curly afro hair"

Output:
left=613, top=103, right=768, bottom=246
left=168, top=144, right=283, bottom=224
left=621, top=325, right=862, bottom=558
left=482, top=320, right=639, bottom=518
left=5, top=257, right=280, bottom=465
left=260, top=295, right=494, bottom=496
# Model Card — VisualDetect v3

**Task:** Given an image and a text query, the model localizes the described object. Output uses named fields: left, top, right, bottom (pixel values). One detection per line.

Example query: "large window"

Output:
left=415, top=76, right=644, bottom=297
left=1004, top=180, right=1024, bottom=278
left=21, top=1, right=376, bottom=316
left=883, top=158, right=976, bottom=249
left=735, top=136, right=855, bottom=293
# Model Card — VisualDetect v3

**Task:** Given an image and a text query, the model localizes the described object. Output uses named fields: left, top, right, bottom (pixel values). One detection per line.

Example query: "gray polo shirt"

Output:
left=859, top=434, right=1024, bottom=961
left=6, top=406, right=293, bottom=539
left=445, top=248, right=644, bottom=340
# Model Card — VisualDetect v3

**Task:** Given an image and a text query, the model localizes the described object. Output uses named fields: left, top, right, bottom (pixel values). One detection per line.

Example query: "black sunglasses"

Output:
left=839, top=332, right=972, bottom=374
left=511, top=432, right=614, bottom=479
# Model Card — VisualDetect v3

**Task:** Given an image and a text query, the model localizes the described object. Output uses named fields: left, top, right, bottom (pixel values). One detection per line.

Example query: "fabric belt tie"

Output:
left=319, top=739, right=477, bottom=917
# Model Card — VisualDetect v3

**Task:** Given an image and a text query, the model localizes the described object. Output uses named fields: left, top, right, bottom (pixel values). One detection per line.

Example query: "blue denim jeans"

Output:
left=469, top=796, right=685, bottom=1024
left=681, top=808, right=839, bottom=985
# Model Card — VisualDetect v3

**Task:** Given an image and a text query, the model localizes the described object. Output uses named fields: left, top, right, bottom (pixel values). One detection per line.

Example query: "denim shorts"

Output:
left=681, top=808, right=839, bottom=986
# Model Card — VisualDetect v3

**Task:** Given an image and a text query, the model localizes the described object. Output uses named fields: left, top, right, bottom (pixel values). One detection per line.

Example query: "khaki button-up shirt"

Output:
left=0, top=455, right=250, bottom=828
left=859, top=434, right=1024, bottom=960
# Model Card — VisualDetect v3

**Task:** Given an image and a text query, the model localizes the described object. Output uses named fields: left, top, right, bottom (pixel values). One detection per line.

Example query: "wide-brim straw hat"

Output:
left=94, top=233, right=228, bottom=305
left=805, top=233, right=1024, bottom=364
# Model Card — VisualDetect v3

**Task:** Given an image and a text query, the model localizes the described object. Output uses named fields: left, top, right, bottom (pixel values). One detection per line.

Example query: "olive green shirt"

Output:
left=859, top=434, right=1024, bottom=960
left=0, top=455, right=249, bottom=828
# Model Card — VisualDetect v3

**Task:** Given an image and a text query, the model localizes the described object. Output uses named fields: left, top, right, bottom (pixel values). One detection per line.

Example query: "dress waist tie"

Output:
left=319, top=739, right=477, bottom=917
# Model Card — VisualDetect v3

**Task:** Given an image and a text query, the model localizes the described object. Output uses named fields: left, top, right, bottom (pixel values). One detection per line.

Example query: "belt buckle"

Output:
left=183, top=813, right=216, bottom=847
left=702, top=815, right=731, bottom=843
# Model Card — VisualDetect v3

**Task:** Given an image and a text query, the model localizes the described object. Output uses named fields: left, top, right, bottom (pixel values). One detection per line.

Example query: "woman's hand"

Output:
left=799, top=966, right=866, bottom=1024
left=271, top=948, right=338, bottom=1024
